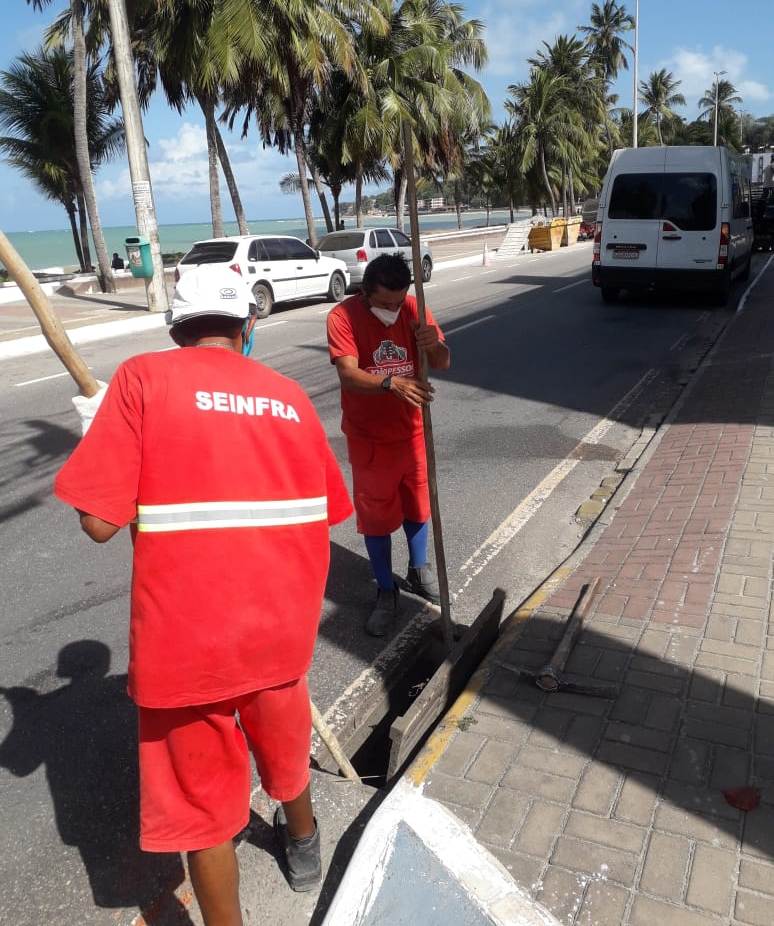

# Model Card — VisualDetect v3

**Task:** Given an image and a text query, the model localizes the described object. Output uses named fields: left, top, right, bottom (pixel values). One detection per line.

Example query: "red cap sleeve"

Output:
left=54, top=361, right=143, bottom=527
left=327, top=305, right=359, bottom=364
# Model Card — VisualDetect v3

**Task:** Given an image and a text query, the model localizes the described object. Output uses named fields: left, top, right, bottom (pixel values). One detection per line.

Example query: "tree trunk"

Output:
left=66, top=202, right=86, bottom=272
left=76, top=192, right=92, bottom=270
left=200, top=96, right=224, bottom=237
left=539, top=146, right=556, bottom=215
left=288, top=94, right=318, bottom=247
left=71, top=0, right=115, bottom=292
left=454, top=180, right=463, bottom=229
left=569, top=172, right=576, bottom=214
left=332, top=183, right=341, bottom=230
left=561, top=163, right=568, bottom=217
left=214, top=122, right=248, bottom=235
left=355, top=168, right=364, bottom=228
left=486, top=199, right=491, bottom=226
left=312, top=166, right=333, bottom=233
left=656, top=113, right=663, bottom=146
left=509, top=193, right=514, bottom=223
left=396, top=173, right=408, bottom=233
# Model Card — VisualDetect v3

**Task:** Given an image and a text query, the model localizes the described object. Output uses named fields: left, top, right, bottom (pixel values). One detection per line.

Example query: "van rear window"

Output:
left=318, top=232, right=365, bottom=250
left=181, top=242, right=238, bottom=264
left=608, top=173, right=717, bottom=231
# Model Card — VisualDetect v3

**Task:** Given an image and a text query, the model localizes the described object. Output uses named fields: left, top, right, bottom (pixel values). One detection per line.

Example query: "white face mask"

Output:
left=370, top=306, right=401, bottom=327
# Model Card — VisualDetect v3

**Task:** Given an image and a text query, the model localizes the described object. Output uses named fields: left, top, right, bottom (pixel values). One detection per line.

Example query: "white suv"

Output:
left=176, top=235, right=350, bottom=318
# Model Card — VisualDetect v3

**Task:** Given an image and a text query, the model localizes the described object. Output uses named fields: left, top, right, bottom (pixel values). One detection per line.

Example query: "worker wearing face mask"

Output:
left=327, top=253, right=450, bottom=637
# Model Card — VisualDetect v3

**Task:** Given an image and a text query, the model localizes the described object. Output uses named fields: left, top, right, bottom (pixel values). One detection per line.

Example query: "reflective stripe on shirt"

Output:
left=136, top=497, right=328, bottom=533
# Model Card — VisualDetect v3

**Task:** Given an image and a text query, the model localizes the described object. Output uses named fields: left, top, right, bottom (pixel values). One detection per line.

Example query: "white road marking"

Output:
left=15, top=371, right=74, bottom=387
left=554, top=279, right=587, bottom=294
left=669, top=331, right=692, bottom=352
left=257, top=319, right=288, bottom=329
left=448, top=274, right=474, bottom=283
left=444, top=315, right=495, bottom=336
left=317, top=307, right=333, bottom=314
left=737, top=254, right=774, bottom=315
left=2, top=324, right=40, bottom=335
left=453, top=366, right=658, bottom=600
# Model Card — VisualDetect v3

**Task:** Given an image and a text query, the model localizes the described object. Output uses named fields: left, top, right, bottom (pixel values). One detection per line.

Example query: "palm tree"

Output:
left=698, top=79, right=743, bottom=146
left=0, top=46, right=124, bottom=272
left=639, top=69, right=686, bottom=145
left=579, top=0, right=635, bottom=82
left=28, top=0, right=116, bottom=291
left=507, top=69, right=577, bottom=215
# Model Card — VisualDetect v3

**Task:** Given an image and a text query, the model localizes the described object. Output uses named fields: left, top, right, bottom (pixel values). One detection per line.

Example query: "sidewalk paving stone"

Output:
left=415, top=260, right=774, bottom=923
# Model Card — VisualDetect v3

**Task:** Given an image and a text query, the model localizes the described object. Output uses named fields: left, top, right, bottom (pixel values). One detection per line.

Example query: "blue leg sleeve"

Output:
left=364, top=534, right=394, bottom=590
left=403, top=520, right=430, bottom=568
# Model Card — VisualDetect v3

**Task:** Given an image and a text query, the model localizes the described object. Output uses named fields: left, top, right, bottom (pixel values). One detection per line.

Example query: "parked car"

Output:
left=752, top=184, right=774, bottom=252
left=175, top=235, right=350, bottom=318
left=316, top=227, right=433, bottom=287
left=592, top=146, right=754, bottom=305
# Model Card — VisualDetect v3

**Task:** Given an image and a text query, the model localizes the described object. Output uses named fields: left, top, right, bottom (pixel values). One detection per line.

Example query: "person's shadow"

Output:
left=0, top=641, right=192, bottom=924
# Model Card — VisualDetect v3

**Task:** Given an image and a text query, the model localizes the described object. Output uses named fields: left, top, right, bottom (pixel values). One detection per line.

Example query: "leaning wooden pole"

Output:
left=401, top=121, right=455, bottom=653
left=0, top=230, right=98, bottom=397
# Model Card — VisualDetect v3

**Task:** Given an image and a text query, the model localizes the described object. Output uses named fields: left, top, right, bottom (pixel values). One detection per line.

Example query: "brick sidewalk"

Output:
left=417, top=261, right=774, bottom=925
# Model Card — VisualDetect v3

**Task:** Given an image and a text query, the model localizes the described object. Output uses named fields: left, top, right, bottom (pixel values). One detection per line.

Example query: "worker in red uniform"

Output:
left=327, top=253, right=450, bottom=637
left=54, top=266, right=353, bottom=924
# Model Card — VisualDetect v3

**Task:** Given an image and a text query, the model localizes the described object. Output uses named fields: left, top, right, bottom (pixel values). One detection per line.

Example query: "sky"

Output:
left=0, top=0, right=772, bottom=233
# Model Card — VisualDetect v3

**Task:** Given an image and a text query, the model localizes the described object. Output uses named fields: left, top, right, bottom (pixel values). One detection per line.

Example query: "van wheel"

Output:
left=252, top=283, right=273, bottom=319
left=421, top=256, right=433, bottom=282
left=601, top=286, right=620, bottom=303
left=327, top=271, right=346, bottom=302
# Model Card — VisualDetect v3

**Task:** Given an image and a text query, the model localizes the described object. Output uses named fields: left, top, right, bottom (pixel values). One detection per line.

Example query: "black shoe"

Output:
left=366, top=587, right=400, bottom=637
left=405, top=565, right=440, bottom=604
left=274, top=807, right=322, bottom=892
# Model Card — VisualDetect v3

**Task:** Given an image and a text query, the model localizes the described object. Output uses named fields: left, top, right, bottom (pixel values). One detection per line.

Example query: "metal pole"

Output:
left=105, top=0, right=169, bottom=313
left=632, top=0, right=639, bottom=149
left=401, top=121, right=454, bottom=653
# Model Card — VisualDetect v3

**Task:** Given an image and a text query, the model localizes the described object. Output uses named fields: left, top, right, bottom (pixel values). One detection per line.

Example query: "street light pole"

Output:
left=632, top=0, right=639, bottom=149
left=105, top=0, right=169, bottom=313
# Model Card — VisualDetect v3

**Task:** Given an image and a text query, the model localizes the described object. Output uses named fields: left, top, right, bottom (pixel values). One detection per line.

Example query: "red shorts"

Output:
left=138, top=678, right=311, bottom=853
left=347, top=435, right=430, bottom=535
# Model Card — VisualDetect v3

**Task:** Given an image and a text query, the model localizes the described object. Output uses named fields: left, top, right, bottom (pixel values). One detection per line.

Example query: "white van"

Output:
left=592, top=146, right=754, bottom=304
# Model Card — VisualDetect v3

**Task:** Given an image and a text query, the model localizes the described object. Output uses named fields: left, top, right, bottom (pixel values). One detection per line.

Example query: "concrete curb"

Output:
left=321, top=779, right=561, bottom=926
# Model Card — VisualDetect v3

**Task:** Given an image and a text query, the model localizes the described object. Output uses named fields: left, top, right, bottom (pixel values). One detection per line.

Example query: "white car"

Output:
left=317, top=227, right=433, bottom=286
left=176, top=235, right=350, bottom=318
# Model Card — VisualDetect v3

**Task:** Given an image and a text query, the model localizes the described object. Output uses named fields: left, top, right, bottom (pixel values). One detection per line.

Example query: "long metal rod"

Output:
left=0, top=230, right=98, bottom=396
left=537, top=577, right=601, bottom=692
left=632, top=0, right=639, bottom=149
left=401, top=121, right=454, bottom=653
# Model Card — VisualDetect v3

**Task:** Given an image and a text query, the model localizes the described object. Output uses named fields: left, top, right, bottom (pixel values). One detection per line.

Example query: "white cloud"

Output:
left=97, top=121, right=293, bottom=203
left=480, top=0, right=576, bottom=79
left=660, top=45, right=771, bottom=114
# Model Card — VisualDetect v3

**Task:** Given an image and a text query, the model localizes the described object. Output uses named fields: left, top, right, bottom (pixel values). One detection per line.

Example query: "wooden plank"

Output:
left=386, top=589, right=506, bottom=781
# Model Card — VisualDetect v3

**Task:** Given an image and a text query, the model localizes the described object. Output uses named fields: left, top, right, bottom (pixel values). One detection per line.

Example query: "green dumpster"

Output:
left=125, top=235, right=154, bottom=279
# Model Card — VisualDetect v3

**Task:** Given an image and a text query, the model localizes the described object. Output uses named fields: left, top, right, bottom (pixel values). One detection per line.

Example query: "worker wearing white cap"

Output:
left=54, top=266, right=353, bottom=917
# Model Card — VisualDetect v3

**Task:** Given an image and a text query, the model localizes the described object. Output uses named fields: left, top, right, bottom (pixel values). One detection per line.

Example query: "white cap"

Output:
left=167, top=266, right=251, bottom=326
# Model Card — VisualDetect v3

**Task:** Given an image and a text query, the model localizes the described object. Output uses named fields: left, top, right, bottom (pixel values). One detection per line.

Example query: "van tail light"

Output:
left=229, top=263, right=242, bottom=276
left=174, top=268, right=180, bottom=283
left=717, top=223, right=730, bottom=269
left=356, top=249, right=369, bottom=263
left=592, top=223, right=602, bottom=265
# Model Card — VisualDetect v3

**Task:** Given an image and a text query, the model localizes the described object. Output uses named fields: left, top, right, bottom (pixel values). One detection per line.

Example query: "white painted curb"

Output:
left=0, top=313, right=166, bottom=360
left=321, top=780, right=561, bottom=926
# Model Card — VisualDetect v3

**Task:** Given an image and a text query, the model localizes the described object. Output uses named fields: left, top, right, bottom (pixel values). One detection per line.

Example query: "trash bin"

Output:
left=125, top=235, right=154, bottom=279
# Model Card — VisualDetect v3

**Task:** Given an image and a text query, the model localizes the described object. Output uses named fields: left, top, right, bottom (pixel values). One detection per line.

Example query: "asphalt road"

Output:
left=0, top=242, right=758, bottom=924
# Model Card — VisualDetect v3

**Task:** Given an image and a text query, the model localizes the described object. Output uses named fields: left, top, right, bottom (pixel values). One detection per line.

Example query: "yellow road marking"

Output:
left=408, top=565, right=574, bottom=786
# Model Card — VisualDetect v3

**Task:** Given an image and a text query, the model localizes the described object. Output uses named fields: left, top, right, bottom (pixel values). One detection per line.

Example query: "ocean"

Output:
left=6, top=209, right=514, bottom=272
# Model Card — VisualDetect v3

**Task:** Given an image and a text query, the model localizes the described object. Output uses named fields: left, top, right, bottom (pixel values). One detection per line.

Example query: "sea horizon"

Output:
left=5, top=208, right=515, bottom=273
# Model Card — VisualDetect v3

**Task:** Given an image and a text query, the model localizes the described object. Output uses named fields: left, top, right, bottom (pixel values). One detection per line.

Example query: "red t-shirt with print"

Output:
left=326, top=293, right=445, bottom=442
left=54, top=347, right=353, bottom=709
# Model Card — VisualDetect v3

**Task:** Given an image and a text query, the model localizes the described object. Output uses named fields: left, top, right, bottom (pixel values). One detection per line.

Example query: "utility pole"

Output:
left=713, top=70, right=727, bottom=147
left=105, top=0, right=168, bottom=312
left=632, top=0, right=639, bottom=149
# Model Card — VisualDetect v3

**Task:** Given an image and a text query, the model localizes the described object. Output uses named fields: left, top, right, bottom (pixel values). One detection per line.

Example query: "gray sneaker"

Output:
left=405, top=565, right=440, bottom=604
left=366, top=587, right=400, bottom=637
left=274, top=807, right=321, bottom=892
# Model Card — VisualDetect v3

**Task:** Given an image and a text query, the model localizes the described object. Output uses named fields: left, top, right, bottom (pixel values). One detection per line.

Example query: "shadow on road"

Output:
left=0, top=641, right=192, bottom=925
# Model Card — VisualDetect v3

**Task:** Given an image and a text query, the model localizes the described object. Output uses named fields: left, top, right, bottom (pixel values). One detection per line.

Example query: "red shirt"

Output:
left=54, top=347, right=353, bottom=709
left=327, top=294, right=445, bottom=442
